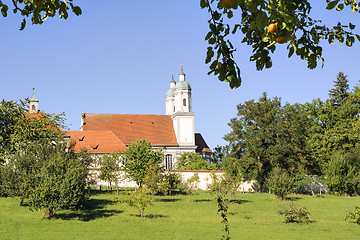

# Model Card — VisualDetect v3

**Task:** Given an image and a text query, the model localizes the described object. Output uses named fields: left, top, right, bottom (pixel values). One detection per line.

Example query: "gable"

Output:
left=82, top=113, right=179, bottom=146
left=66, top=131, right=127, bottom=153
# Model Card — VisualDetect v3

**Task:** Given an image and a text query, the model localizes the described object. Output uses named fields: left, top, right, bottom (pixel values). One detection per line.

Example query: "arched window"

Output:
left=183, top=98, right=186, bottom=106
left=165, top=154, right=172, bottom=170
left=32, top=105, right=35, bottom=111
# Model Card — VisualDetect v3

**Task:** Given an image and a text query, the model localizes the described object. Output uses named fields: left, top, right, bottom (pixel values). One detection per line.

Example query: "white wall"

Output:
left=92, top=169, right=255, bottom=191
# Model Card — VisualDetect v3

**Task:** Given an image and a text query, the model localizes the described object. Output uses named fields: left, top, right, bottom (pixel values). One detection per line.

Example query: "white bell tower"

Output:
left=171, top=66, right=195, bottom=146
left=29, top=88, right=39, bottom=114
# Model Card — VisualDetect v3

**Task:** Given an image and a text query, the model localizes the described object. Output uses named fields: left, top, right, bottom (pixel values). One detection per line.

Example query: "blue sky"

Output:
left=1, top=1, right=359, bottom=149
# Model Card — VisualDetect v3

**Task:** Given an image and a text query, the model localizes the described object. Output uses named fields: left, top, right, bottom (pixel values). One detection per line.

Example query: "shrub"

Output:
left=325, top=149, right=360, bottom=196
left=279, top=203, right=312, bottom=224
left=345, top=206, right=360, bottom=224
left=128, top=188, right=152, bottom=218
left=266, top=167, right=293, bottom=200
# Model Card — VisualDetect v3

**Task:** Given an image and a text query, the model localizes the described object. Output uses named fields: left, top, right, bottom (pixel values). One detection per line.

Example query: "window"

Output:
left=183, top=98, right=186, bottom=106
left=32, top=105, right=35, bottom=111
left=165, top=154, right=172, bottom=170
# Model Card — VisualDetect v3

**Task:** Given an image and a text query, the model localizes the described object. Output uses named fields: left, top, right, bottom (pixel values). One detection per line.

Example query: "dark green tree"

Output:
left=325, top=148, right=360, bottom=196
left=225, top=93, right=312, bottom=191
left=122, top=139, right=163, bottom=188
left=306, top=72, right=360, bottom=170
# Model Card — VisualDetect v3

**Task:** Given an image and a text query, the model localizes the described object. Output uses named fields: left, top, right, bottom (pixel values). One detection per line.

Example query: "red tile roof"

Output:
left=82, top=114, right=179, bottom=146
left=195, top=133, right=212, bottom=153
left=66, top=131, right=127, bottom=153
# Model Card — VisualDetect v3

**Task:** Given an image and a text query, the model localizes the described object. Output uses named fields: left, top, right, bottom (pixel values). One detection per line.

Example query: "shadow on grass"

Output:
left=129, top=214, right=168, bottom=219
left=286, top=196, right=301, bottom=201
left=229, top=199, right=250, bottom=204
left=55, top=198, right=122, bottom=221
left=194, top=199, right=212, bottom=203
left=155, top=198, right=181, bottom=202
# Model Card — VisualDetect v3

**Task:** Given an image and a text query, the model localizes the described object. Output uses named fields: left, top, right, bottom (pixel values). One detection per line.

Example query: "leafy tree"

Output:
left=0, top=99, right=65, bottom=198
left=176, top=152, right=217, bottom=170
left=325, top=148, right=360, bottom=196
left=201, top=0, right=360, bottom=88
left=128, top=187, right=152, bottom=218
left=279, top=203, right=312, bottom=224
left=224, top=92, right=312, bottom=191
left=184, top=173, right=200, bottom=203
left=122, top=139, right=163, bottom=188
left=306, top=72, right=360, bottom=170
left=143, top=162, right=163, bottom=197
left=3, top=139, right=89, bottom=218
left=98, top=152, right=121, bottom=195
left=266, top=167, right=294, bottom=200
left=0, top=0, right=82, bottom=30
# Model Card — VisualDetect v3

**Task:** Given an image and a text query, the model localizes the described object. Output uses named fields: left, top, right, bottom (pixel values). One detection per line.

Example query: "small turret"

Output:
left=29, top=88, right=39, bottom=114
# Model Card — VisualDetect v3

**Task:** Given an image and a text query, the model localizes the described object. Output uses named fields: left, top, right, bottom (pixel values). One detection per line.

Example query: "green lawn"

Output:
left=1, top=190, right=360, bottom=240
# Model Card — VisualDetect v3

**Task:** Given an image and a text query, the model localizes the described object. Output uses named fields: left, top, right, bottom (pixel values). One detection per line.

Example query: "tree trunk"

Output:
left=116, top=186, right=119, bottom=196
left=188, top=194, right=191, bottom=203
left=18, top=197, right=24, bottom=206
left=140, top=210, right=144, bottom=218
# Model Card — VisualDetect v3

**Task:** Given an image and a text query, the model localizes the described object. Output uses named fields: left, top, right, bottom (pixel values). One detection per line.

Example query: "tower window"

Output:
left=32, top=105, right=35, bottom=111
left=183, top=98, right=186, bottom=106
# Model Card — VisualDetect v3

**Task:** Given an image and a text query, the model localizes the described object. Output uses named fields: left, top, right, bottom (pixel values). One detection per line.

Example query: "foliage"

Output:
left=6, top=139, right=90, bottom=218
left=208, top=172, right=240, bottom=200
left=0, top=0, right=82, bottom=30
left=305, top=72, right=360, bottom=170
left=157, top=172, right=182, bottom=196
left=128, top=188, right=152, bottom=218
left=98, top=152, right=121, bottom=194
left=122, top=139, right=163, bottom=188
left=279, top=203, right=312, bottom=224
left=184, top=173, right=200, bottom=203
left=143, top=161, right=163, bottom=196
left=0, top=99, right=25, bottom=162
left=217, top=194, right=230, bottom=240
left=266, top=167, right=293, bottom=200
left=224, top=92, right=312, bottom=191
left=200, top=0, right=360, bottom=88
left=345, top=206, right=360, bottom=224
left=176, top=152, right=217, bottom=170
left=325, top=148, right=360, bottom=196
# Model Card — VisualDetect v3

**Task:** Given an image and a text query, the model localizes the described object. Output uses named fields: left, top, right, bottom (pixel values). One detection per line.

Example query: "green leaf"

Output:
left=72, top=6, right=82, bottom=16
left=20, top=19, right=26, bottom=31
left=356, top=34, right=360, bottom=42
left=349, top=23, right=355, bottom=30
left=326, top=0, right=340, bottom=10
left=200, top=0, right=207, bottom=9
left=1, top=5, right=8, bottom=17
left=336, top=3, right=344, bottom=11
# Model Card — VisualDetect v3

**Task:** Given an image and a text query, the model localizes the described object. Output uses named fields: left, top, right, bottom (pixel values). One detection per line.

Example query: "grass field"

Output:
left=1, top=190, right=360, bottom=240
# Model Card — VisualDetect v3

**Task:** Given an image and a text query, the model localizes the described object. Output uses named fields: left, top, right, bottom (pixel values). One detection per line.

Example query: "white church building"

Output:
left=66, top=67, right=212, bottom=169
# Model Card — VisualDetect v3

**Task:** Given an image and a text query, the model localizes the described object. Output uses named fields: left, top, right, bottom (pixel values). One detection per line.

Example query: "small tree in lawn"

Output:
left=184, top=173, right=200, bottom=203
left=266, top=167, right=294, bottom=201
left=143, top=162, right=163, bottom=198
left=99, top=152, right=121, bottom=195
left=128, top=187, right=152, bottom=218
left=25, top=139, right=89, bottom=219
left=122, top=139, right=163, bottom=188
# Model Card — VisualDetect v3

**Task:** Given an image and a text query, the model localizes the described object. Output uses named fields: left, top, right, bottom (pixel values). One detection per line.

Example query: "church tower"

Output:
left=29, top=88, right=39, bottom=114
left=165, top=73, right=176, bottom=115
left=166, top=66, right=195, bottom=147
